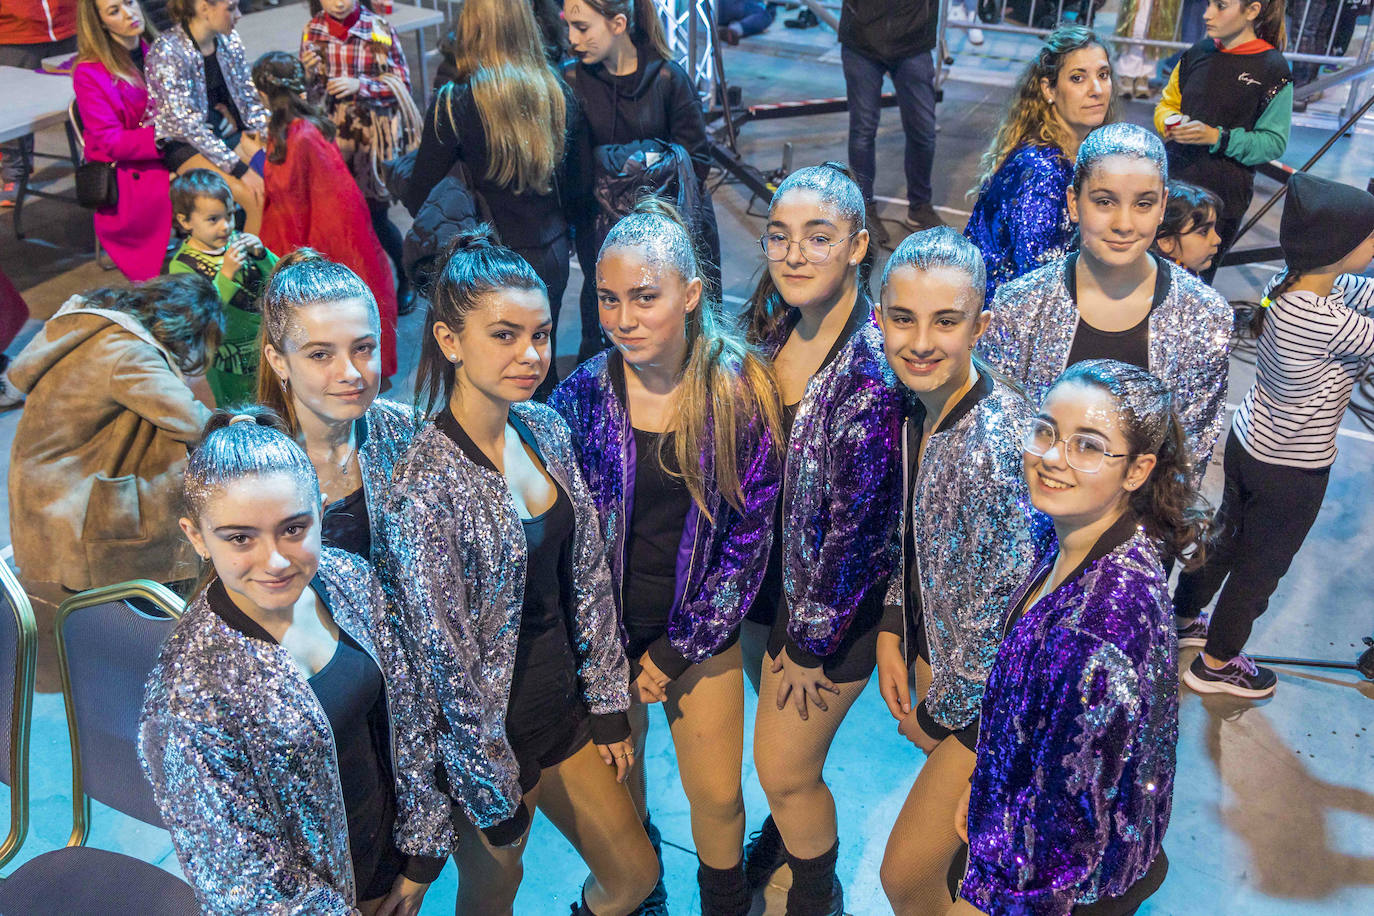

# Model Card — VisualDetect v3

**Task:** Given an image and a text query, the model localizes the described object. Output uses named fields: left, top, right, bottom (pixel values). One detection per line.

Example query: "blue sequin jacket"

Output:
left=964, top=143, right=1075, bottom=302
left=762, top=293, right=904, bottom=662
left=885, top=373, right=1053, bottom=730
left=981, top=254, right=1232, bottom=481
left=138, top=548, right=435, bottom=916
left=549, top=350, right=780, bottom=679
left=380, top=402, right=630, bottom=843
left=960, top=516, right=1177, bottom=915
left=146, top=25, right=269, bottom=174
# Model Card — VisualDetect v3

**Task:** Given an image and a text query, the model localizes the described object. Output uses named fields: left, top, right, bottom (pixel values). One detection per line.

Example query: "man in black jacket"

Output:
left=839, top=0, right=944, bottom=246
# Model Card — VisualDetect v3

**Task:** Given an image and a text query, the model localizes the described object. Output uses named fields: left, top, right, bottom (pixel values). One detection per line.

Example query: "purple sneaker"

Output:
left=1183, top=653, right=1277, bottom=699
left=1176, top=616, right=1208, bottom=649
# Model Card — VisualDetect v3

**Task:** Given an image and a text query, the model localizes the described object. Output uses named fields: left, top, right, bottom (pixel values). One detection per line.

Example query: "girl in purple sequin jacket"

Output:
left=951, top=360, right=1210, bottom=916
left=550, top=197, right=782, bottom=912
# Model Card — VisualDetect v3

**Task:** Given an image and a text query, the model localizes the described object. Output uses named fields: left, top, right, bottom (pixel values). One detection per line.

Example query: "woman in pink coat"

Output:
left=72, top=0, right=171, bottom=281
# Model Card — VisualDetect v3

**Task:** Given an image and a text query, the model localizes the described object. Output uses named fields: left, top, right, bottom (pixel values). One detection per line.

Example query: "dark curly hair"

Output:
left=83, top=274, right=223, bottom=376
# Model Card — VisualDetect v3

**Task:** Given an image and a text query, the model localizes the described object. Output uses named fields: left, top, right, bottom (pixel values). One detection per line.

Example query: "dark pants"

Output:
left=841, top=45, right=937, bottom=210
left=1173, top=431, right=1331, bottom=660
left=1200, top=212, right=1243, bottom=284
left=367, top=199, right=405, bottom=288
left=718, top=0, right=775, bottom=36
left=1289, top=0, right=1344, bottom=85
left=1159, top=0, right=1209, bottom=78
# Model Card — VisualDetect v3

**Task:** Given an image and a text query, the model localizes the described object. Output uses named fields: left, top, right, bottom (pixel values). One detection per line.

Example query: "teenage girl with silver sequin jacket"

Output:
left=980, top=123, right=1233, bottom=485
left=139, top=409, right=439, bottom=916
left=380, top=230, right=658, bottom=916
left=549, top=198, right=782, bottom=914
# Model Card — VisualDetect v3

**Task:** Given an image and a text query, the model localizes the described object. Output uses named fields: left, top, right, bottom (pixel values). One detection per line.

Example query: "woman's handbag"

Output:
left=74, top=159, right=117, bottom=210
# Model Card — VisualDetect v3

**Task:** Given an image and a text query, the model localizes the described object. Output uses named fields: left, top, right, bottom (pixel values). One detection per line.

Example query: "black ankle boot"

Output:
left=784, top=840, right=842, bottom=916
left=743, top=814, right=785, bottom=890
left=628, top=816, right=668, bottom=915
left=698, top=859, right=751, bottom=916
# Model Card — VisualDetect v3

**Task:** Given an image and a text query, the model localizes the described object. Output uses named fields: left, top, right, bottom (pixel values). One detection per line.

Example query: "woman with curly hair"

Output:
left=963, top=26, right=1118, bottom=301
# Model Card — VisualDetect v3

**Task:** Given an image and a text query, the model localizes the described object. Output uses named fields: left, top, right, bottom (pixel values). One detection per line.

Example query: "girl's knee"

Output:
left=604, top=841, right=661, bottom=911
left=687, top=779, right=745, bottom=826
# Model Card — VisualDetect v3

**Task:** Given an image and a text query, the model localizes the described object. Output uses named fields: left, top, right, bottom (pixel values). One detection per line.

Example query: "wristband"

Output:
left=1216, top=127, right=1230, bottom=152
left=229, top=159, right=249, bottom=179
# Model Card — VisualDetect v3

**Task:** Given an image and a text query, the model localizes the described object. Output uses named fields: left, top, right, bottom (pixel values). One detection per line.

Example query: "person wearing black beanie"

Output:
left=1174, top=172, right=1374, bottom=699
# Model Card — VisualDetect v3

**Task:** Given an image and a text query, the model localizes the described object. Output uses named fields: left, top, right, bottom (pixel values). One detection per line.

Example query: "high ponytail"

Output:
left=578, top=0, right=672, bottom=60
left=601, top=196, right=784, bottom=517
left=1255, top=0, right=1287, bottom=51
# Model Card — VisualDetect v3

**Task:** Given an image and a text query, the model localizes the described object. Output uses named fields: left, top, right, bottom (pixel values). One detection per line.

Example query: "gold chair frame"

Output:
left=0, top=562, right=36, bottom=870
left=54, top=581, right=183, bottom=848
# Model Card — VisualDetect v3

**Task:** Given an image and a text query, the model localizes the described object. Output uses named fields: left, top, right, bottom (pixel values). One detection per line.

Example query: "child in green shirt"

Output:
left=168, top=170, right=278, bottom=406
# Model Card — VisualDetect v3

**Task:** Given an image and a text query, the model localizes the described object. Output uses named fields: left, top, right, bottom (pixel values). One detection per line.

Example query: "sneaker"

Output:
left=1183, top=652, right=1277, bottom=699
left=864, top=203, right=891, bottom=249
left=0, top=372, right=23, bottom=410
left=968, top=25, right=985, bottom=45
left=743, top=814, right=786, bottom=891
left=904, top=202, right=947, bottom=232
left=0, top=181, right=14, bottom=210
left=1176, top=616, right=1208, bottom=649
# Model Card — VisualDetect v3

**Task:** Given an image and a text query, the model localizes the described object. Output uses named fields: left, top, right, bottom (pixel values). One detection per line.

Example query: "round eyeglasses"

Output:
left=1022, top=417, right=1132, bottom=474
left=759, top=230, right=859, bottom=264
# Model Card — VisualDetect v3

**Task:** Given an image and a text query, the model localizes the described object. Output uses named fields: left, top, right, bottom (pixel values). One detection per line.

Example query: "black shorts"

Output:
left=947, top=844, right=1168, bottom=915
left=763, top=587, right=883, bottom=685
left=507, top=705, right=591, bottom=792
left=160, top=130, right=242, bottom=173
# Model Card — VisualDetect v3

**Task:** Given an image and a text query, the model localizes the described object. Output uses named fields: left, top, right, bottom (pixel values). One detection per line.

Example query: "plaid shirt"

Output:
left=301, top=9, right=410, bottom=104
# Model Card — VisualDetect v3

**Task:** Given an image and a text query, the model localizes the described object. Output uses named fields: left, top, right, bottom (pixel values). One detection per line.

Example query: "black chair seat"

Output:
left=0, top=845, right=198, bottom=915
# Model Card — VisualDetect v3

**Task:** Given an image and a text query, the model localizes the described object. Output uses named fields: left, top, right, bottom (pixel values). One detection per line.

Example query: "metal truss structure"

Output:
left=652, top=0, right=717, bottom=104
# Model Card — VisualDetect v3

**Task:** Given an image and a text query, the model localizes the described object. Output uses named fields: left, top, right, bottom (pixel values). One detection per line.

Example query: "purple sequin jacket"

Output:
left=139, top=548, right=436, bottom=915
left=549, top=350, right=780, bottom=678
left=763, top=293, right=904, bottom=661
left=380, top=402, right=630, bottom=845
left=960, top=516, right=1177, bottom=915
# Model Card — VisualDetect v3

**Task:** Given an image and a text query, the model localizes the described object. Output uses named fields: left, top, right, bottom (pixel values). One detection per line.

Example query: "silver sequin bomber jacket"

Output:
left=380, top=401, right=631, bottom=844
left=146, top=26, right=269, bottom=175
left=883, top=373, right=1054, bottom=730
left=981, top=254, right=1232, bottom=483
left=352, top=398, right=417, bottom=567
left=138, top=548, right=437, bottom=916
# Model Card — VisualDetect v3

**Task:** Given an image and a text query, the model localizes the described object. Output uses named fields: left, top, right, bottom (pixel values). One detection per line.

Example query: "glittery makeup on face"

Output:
left=596, top=248, right=698, bottom=370
left=269, top=299, right=382, bottom=427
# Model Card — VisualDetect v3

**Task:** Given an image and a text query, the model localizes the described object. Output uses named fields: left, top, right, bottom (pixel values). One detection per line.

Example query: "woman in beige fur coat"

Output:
left=7, top=275, right=221, bottom=596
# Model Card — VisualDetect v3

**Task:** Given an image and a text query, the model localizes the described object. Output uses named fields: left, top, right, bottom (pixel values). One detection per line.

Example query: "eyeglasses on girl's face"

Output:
left=758, top=230, right=859, bottom=264
left=1021, top=417, right=1131, bottom=473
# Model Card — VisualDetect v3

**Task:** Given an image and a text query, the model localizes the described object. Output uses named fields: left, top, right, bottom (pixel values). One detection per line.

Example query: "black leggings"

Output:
left=368, top=199, right=404, bottom=287
left=1172, top=431, right=1330, bottom=660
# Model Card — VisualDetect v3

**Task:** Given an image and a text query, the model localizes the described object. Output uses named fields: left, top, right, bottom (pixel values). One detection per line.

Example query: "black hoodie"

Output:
left=838, top=0, right=937, bottom=62
left=563, top=43, right=712, bottom=182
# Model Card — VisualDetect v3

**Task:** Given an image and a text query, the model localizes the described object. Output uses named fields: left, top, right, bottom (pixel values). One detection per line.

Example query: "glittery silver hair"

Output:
left=261, top=250, right=380, bottom=350
left=599, top=208, right=698, bottom=281
left=183, top=410, right=320, bottom=523
left=880, top=226, right=987, bottom=308
left=1053, top=359, right=1173, bottom=453
left=770, top=163, right=867, bottom=231
left=1073, top=122, right=1167, bottom=192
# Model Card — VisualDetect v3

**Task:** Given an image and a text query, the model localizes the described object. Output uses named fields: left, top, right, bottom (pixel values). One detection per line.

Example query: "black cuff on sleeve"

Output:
left=403, top=854, right=448, bottom=884
left=646, top=634, right=693, bottom=681
left=229, top=158, right=249, bottom=179
left=588, top=710, right=631, bottom=745
left=480, top=802, right=531, bottom=848
left=915, top=700, right=954, bottom=744
left=879, top=602, right=904, bottom=638
left=784, top=635, right=825, bottom=669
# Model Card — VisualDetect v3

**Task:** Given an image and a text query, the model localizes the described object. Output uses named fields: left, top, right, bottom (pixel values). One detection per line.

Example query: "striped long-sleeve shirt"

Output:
left=1233, top=274, right=1374, bottom=469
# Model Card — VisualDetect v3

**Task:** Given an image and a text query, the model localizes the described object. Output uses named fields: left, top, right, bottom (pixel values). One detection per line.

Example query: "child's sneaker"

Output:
left=1176, top=616, right=1208, bottom=649
left=1183, top=652, right=1277, bottom=699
